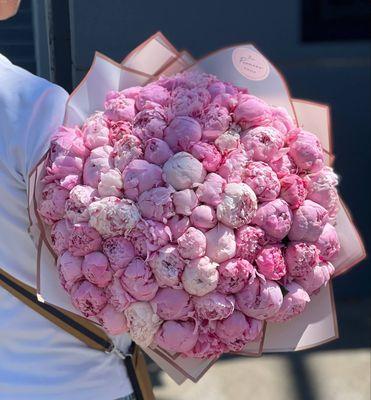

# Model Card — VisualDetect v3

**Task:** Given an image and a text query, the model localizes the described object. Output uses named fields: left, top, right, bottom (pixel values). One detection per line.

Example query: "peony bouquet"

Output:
left=28, top=33, right=365, bottom=383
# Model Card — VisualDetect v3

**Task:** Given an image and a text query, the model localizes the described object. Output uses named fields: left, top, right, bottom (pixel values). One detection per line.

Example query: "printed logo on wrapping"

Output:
left=232, top=48, right=270, bottom=81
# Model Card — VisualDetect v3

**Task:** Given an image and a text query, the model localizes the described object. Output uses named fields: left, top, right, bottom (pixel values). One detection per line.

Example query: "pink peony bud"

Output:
left=287, top=129, right=324, bottom=173
left=82, top=251, right=112, bottom=288
left=151, top=288, right=193, bottom=320
left=181, top=256, right=219, bottom=296
left=177, top=227, right=207, bottom=260
left=120, top=257, right=158, bottom=301
left=289, top=200, right=328, bottom=242
left=235, top=278, right=283, bottom=320
left=269, top=282, right=310, bottom=323
left=154, top=320, right=199, bottom=353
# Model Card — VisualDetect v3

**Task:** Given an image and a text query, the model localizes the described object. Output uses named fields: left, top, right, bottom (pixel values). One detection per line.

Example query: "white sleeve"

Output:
left=0, top=55, right=68, bottom=184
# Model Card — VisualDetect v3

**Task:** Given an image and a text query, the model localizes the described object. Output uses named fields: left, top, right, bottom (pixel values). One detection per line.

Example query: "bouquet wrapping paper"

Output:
left=26, top=32, right=366, bottom=384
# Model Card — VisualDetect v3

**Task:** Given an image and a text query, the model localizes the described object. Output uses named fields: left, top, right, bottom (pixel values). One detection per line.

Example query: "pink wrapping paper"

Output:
left=27, top=32, right=366, bottom=384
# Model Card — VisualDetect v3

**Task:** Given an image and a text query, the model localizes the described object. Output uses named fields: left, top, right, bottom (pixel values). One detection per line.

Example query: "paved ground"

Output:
left=149, top=298, right=371, bottom=400
left=152, top=350, right=370, bottom=400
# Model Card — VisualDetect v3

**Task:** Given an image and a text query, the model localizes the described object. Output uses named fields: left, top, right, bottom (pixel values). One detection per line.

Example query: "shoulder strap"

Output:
left=0, top=268, right=155, bottom=400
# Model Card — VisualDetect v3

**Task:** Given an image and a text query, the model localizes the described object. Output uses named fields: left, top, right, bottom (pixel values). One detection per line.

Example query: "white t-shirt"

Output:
left=0, top=54, right=133, bottom=400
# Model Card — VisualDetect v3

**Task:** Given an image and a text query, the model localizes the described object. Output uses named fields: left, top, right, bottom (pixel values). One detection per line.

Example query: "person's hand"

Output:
left=0, top=0, right=20, bottom=21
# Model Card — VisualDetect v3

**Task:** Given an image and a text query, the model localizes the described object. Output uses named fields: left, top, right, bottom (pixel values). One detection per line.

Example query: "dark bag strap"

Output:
left=0, top=268, right=154, bottom=400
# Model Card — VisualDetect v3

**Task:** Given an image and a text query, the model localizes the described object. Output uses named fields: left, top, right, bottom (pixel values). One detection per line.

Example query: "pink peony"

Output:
left=148, top=245, right=185, bottom=288
left=124, top=301, right=162, bottom=347
left=304, top=167, right=339, bottom=221
left=144, top=138, right=173, bottom=165
left=38, top=183, right=69, bottom=224
left=138, top=186, right=174, bottom=222
left=243, top=161, right=281, bottom=202
left=295, top=261, right=335, bottom=295
left=205, top=223, right=236, bottom=263
left=122, top=159, right=163, bottom=200
left=65, top=184, right=97, bottom=224
left=58, top=251, right=83, bottom=292
left=217, top=183, right=257, bottom=228
left=214, top=129, right=240, bottom=155
left=269, top=282, right=310, bottom=323
left=82, top=112, right=110, bottom=150
left=88, top=196, right=140, bottom=238
left=235, top=225, right=267, bottom=263
left=164, top=116, right=202, bottom=152
left=96, top=304, right=128, bottom=335
left=190, top=142, right=222, bottom=172
left=217, top=258, right=254, bottom=294
left=270, top=106, right=295, bottom=136
left=104, top=91, right=136, bottom=122
left=167, top=215, right=190, bottom=241
left=196, top=173, right=225, bottom=207
left=170, top=86, right=210, bottom=117
left=289, top=200, right=328, bottom=242
left=252, top=199, right=292, bottom=240
left=108, top=120, right=133, bottom=144
left=316, top=223, right=340, bottom=261
left=51, top=219, right=72, bottom=256
left=135, top=84, right=170, bottom=111
left=120, top=257, right=158, bottom=301
left=216, top=311, right=263, bottom=352
left=280, top=174, right=307, bottom=209
left=241, top=126, right=285, bottom=162
left=172, top=189, right=198, bottom=216
left=270, top=154, right=298, bottom=178
left=193, top=291, right=235, bottom=321
left=71, top=280, right=107, bottom=317
left=177, top=227, right=207, bottom=260
left=97, top=169, right=123, bottom=198
left=102, top=236, right=135, bottom=272
left=131, top=220, right=172, bottom=255
left=181, top=256, right=219, bottom=296
left=235, top=278, right=283, bottom=320
left=190, top=205, right=218, bottom=230
left=105, top=278, right=134, bottom=312
left=83, top=145, right=113, bottom=188
left=82, top=251, right=112, bottom=288
left=287, top=129, right=324, bottom=173
left=151, top=288, right=193, bottom=320
left=201, top=103, right=231, bottom=141
left=186, top=326, right=226, bottom=359
left=233, top=94, right=272, bottom=130
left=218, top=148, right=249, bottom=183
left=49, top=126, right=88, bottom=161
left=163, top=152, right=206, bottom=190
left=112, top=134, right=143, bottom=172
left=133, top=106, right=167, bottom=141
left=285, top=242, right=319, bottom=278
left=256, top=244, right=287, bottom=280
left=154, top=320, right=198, bottom=353
left=68, top=222, right=102, bottom=256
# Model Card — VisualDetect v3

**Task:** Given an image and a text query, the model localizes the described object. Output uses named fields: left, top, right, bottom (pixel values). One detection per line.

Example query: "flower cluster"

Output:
left=39, top=70, right=340, bottom=358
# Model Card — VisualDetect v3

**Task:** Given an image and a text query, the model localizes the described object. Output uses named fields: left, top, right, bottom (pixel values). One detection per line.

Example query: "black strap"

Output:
left=0, top=271, right=144, bottom=399
left=124, top=343, right=144, bottom=400
left=0, top=271, right=112, bottom=349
